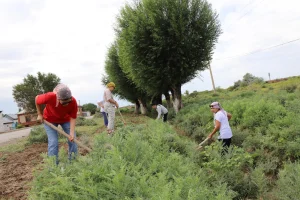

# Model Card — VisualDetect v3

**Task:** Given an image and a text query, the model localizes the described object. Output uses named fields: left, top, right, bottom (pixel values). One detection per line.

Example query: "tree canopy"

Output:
left=104, top=43, right=151, bottom=114
left=82, top=103, right=97, bottom=115
left=116, top=0, right=221, bottom=112
left=12, top=72, right=61, bottom=112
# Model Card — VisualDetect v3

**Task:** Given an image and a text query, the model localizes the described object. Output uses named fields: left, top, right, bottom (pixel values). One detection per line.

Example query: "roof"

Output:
left=17, top=110, right=27, bottom=115
left=1, top=117, right=13, bottom=124
left=5, top=114, right=18, bottom=120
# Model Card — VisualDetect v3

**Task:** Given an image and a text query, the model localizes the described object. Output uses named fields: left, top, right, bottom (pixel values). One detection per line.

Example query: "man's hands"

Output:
left=69, top=133, right=75, bottom=142
left=37, top=114, right=43, bottom=123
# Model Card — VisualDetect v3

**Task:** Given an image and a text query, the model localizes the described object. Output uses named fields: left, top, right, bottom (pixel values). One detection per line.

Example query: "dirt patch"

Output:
left=0, top=143, right=47, bottom=200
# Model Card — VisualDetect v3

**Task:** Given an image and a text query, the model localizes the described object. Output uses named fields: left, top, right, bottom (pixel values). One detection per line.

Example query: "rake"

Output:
left=117, top=109, right=126, bottom=125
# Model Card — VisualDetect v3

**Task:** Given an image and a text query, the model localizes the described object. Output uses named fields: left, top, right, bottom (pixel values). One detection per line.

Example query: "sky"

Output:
left=1, top=0, right=300, bottom=114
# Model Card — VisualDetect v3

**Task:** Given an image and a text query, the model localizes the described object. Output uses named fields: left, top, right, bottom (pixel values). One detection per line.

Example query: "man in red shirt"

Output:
left=35, top=83, right=78, bottom=164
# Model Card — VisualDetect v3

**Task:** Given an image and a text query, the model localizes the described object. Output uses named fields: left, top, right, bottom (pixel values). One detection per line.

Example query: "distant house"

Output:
left=82, top=111, right=91, bottom=117
left=17, top=110, right=38, bottom=127
left=77, top=106, right=83, bottom=117
left=0, top=111, right=14, bottom=132
left=4, top=114, right=18, bottom=129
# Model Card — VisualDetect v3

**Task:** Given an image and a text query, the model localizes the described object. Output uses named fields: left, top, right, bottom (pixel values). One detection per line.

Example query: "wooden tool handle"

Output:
left=44, top=120, right=92, bottom=152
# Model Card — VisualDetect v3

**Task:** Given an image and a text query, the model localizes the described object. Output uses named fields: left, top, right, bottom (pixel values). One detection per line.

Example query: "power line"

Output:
left=237, top=0, right=265, bottom=21
left=215, top=37, right=300, bottom=61
left=224, top=0, right=266, bottom=37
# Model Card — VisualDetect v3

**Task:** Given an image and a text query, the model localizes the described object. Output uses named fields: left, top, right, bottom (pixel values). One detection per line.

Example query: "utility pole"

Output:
left=268, top=73, right=271, bottom=81
left=208, top=64, right=216, bottom=93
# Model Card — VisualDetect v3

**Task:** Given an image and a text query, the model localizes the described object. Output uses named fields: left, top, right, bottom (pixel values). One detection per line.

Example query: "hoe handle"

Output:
left=44, top=120, right=92, bottom=152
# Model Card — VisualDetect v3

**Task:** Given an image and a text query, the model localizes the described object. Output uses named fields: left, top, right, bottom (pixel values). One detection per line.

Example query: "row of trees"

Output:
left=104, top=0, right=221, bottom=113
left=13, top=72, right=97, bottom=114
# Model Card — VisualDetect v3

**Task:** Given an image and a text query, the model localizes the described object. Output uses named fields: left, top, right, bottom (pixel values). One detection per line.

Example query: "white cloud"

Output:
left=1, top=0, right=300, bottom=113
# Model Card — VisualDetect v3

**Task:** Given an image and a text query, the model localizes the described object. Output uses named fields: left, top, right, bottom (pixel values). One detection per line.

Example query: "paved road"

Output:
left=0, top=128, right=31, bottom=146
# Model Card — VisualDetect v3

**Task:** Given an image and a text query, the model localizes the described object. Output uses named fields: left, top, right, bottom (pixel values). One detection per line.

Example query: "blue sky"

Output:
left=1, top=0, right=300, bottom=114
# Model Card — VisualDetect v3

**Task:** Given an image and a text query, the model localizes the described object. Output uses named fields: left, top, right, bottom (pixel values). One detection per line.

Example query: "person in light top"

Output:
left=103, top=82, right=118, bottom=135
left=97, top=100, right=108, bottom=127
left=208, top=102, right=233, bottom=152
left=35, top=83, right=78, bottom=164
left=152, top=103, right=168, bottom=122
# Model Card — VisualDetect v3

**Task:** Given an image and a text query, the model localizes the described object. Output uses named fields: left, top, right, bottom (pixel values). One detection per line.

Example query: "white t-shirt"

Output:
left=156, top=104, right=168, bottom=119
left=98, top=100, right=105, bottom=112
left=214, top=111, right=232, bottom=139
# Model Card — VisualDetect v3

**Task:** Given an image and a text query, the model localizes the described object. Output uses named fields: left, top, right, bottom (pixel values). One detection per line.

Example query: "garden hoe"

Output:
left=117, top=109, right=126, bottom=126
left=44, top=120, right=92, bottom=153
left=196, top=137, right=210, bottom=150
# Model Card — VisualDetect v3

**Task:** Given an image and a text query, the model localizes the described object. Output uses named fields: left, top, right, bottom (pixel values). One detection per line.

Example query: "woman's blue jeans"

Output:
left=101, top=112, right=108, bottom=127
left=44, top=121, right=77, bottom=164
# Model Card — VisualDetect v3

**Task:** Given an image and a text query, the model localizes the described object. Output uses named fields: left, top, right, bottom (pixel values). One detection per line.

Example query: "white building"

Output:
left=0, top=111, right=13, bottom=132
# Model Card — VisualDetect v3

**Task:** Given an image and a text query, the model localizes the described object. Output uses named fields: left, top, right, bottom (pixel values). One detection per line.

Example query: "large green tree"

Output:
left=116, top=0, right=221, bottom=112
left=82, top=103, right=97, bottom=115
left=104, top=43, right=151, bottom=114
left=12, top=72, right=61, bottom=112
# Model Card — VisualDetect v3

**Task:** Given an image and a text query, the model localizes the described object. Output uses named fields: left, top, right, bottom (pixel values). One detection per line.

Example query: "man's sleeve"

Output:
left=70, top=98, right=78, bottom=119
left=36, top=92, right=54, bottom=105
left=156, top=106, right=162, bottom=119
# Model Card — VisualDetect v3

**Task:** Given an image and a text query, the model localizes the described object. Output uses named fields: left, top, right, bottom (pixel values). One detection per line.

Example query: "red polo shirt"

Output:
left=36, top=92, right=78, bottom=123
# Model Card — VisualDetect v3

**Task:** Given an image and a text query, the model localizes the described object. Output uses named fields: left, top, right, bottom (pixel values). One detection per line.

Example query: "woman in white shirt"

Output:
left=103, top=82, right=119, bottom=135
left=207, top=102, right=233, bottom=152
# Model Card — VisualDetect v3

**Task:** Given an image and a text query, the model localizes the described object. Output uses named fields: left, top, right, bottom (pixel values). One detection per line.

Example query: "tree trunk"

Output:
left=171, top=85, right=182, bottom=113
left=138, top=99, right=148, bottom=115
left=164, top=91, right=172, bottom=109
left=152, top=94, right=162, bottom=105
left=134, top=99, right=140, bottom=114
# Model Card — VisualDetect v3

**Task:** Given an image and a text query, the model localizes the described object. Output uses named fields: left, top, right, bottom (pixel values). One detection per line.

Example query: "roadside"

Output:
left=0, top=127, right=31, bottom=135
left=0, top=128, right=31, bottom=147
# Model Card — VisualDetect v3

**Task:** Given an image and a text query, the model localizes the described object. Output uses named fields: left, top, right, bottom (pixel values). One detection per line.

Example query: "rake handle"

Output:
left=198, top=137, right=209, bottom=147
left=117, top=109, right=126, bottom=125
left=44, top=120, right=92, bottom=152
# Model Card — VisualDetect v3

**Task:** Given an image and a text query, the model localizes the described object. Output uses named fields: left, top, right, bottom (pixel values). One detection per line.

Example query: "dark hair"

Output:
left=151, top=102, right=157, bottom=106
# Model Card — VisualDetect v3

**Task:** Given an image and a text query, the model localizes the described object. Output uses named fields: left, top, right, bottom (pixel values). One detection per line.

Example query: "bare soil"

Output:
left=0, top=143, right=46, bottom=200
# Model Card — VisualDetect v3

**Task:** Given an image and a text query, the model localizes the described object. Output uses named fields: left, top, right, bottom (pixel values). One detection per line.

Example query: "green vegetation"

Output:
left=104, top=0, right=221, bottom=112
left=28, top=75, right=300, bottom=199
left=29, top=121, right=236, bottom=199
left=76, top=116, right=97, bottom=126
left=82, top=103, right=97, bottom=115
left=0, top=138, right=27, bottom=153
left=12, top=72, right=60, bottom=112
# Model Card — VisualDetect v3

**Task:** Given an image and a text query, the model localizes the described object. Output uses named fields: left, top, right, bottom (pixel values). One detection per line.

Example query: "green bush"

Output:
left=30, top=121, right=236, bottom=200
left=27, top=125, right=48, bottom=144
left=16, top=124, right=24, bottom=129
left=273, top=162, right=300, bottom=200
left=93, top=112, right=102, bottom=118
left=76, top=116, right=97, bottom=126
left=283, top=84, right=297, bottom=93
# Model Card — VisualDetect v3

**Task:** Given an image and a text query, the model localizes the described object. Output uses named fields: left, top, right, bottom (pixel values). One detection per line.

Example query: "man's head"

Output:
left=53, top=84, right=73, bottom=106
left=106, top=82, right=116, bottom=91
left=151, top=103, right=157, bottom=109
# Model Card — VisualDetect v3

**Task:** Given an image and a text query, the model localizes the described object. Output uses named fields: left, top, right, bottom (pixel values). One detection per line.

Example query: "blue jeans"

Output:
left=44, top=121, right=77, bottom=164
left=101, top=112, right=108, bottom=127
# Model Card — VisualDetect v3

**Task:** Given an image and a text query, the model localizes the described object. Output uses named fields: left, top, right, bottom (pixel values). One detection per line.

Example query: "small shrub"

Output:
left=17, top=124, right=24, bottom=129
left=283, top=84, right=297, bottom=93
left=76, top=117, right=97, bottom=126
left=93, top=112, right=102, bottom=118
left=273, top=162, right=300, bottom=200
left=27, top=125, right=48, bottom=144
